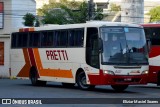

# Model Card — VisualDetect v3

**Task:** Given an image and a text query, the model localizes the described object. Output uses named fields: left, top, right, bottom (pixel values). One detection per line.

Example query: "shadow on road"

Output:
left=17, top=81, right=139, bottom=94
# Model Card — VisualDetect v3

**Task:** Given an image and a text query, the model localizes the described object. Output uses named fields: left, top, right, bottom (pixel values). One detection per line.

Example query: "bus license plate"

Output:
left=124, top=78, right=132, bottom=81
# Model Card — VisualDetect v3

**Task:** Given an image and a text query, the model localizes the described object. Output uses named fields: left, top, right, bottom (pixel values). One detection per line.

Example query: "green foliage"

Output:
left=37, top=0, right=103, bottom=24
left=148, top=6, right=160, bottom=22
left=23, top=13, right=36, bottom=27
left=110, top=3, right=121, bottom=11
left=35, top=19, right=40, bottom=27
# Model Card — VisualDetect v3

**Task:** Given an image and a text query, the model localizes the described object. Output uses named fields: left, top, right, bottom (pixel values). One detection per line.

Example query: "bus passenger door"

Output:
left=86, top=28, right=100, bottom=69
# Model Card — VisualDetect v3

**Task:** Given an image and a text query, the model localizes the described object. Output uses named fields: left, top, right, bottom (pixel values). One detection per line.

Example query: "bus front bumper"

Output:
left=88, top=73, right=148, bottom=85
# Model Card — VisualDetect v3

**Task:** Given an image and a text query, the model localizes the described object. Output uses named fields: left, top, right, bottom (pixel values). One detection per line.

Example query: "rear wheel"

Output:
left=29, top=67, right=46, bottom=86
left=111, top=85, right=128, bottom=92
left=76, top=72, right=95, bottom=90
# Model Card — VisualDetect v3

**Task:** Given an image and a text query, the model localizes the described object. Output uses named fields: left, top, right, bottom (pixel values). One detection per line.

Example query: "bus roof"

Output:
left=14, top=21, right=143, bottom=32
left=141, top=23, right=160, bottom=27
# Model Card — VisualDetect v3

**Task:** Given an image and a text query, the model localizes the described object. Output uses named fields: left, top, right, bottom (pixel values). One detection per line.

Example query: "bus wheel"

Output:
left=157, top=71, right=160, bottom=86
left=111, top=85, right=128, bottom=92
left=29, top=68, right=46, bottom=86
left=76, top=72, right=95, bottom=90
left=62, top=83, right=75, bottom=88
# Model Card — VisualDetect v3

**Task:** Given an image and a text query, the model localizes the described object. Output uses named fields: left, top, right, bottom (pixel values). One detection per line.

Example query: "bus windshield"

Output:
left=100, top=27, right=148, bottom=65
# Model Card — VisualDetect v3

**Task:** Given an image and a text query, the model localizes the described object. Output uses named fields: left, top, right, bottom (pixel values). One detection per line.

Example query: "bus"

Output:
left=141, top=23, right=160, bottom=85
left=11, top=21, right=149, bottom=91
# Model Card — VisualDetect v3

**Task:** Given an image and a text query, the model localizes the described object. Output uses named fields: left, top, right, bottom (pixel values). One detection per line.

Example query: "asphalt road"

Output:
left=0, top=79, right=160, bottom=107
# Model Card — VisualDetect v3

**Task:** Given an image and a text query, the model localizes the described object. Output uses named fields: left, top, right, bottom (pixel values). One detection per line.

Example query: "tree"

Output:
left=37, top=0, right=103, bottom=24
left=148, top=6, right=160, bottom=22
left=23, top=13, right=36, bottom=26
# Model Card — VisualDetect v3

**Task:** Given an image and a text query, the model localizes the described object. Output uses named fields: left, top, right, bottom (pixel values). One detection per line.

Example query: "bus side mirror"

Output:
left=99, top=38, right=103, bottom=53
left=147, top=39, right=151, bottom=52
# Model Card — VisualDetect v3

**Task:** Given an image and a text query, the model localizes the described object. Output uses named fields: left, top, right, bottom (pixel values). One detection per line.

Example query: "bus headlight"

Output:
left=103, top=70, right=115, bottom=75
left=141, top=70, right=149, bottom=74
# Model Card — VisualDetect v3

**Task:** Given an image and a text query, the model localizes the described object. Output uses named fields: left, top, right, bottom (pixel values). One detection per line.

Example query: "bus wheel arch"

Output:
left=76, top=68, right=95, bottom=90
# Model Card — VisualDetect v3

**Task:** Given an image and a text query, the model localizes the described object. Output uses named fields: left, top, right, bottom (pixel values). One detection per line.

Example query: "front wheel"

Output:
left=111, top=85, right=128, bottom=92
left=76, top=72, right=95, bottom=90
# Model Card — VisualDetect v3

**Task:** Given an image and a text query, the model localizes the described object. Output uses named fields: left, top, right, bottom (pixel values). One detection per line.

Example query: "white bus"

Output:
left=11, top=21, right=149, bottom=91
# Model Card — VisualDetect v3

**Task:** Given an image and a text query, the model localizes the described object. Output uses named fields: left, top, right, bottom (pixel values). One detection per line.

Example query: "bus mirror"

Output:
left=99, top=38, right=103, bottom=52
left=147, top=39, right=151, bottom=52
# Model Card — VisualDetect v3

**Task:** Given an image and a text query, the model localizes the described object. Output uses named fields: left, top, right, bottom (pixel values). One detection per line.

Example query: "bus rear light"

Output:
left=141, top=70, right=149, bottom=74
left=103, top=70, right=115, bottom=75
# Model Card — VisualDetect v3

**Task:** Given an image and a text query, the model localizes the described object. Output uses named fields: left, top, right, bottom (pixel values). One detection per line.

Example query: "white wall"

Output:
left=0, top=37, right=10, bottom=78
left=12, top=0, right=36, bottom=31
left=0, top=0, right=36, bottom=78
left=0, top=0, right=12, bottom=35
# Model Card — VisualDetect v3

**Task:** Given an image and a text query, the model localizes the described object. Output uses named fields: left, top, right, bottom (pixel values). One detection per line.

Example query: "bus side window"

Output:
left=74, top=29, right=84, bottom=47
left=68, top=30, right=74, bottom=46
left=11, top=33, right=17, bottom=48
left=41, top=31, right=48, bottom=47
left=144, top=28, right=151, bottom=40
left=150, top=28, right=160, bottom=46
left=17, top=32, right=28, bottom=48
left=68, top=29, right=84, bottom=47
left=56, top=30, right=68, bottom=47
left=41, top=31, right=55, bottom=47
left=60, top=30, right=68, bottom=47
left=48, top=31, right=55, bottom=47
left=29, top=32, right=41, bottom=47
left=86, top=27, right=99, bottom=69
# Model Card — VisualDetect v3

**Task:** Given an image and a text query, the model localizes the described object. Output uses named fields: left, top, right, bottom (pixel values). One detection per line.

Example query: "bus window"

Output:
left=150, top=28, right=160, bottom=45
left=29, top=32, right=40, bottom=47
left=68, top=30, right=75, bottom=46
left=55, top=30, right=68, bottom=47
left=74, top=29, right=84, bottom=47
left=41, top=31, right=55, bottom=47
left=41, top=31, right=48, bottom=47
left=11, top=33, right=17, bottom=48
left=48, top=31, right=55, bottom=47
left=144, top=28, right=151, bottom=40
left=68, top=29, right=84, bottom=47
left=17, top=32, right=28, bottom=48
left=86, top=27, right=99, bottom=68
left=60, top=30, right=68, bottom=46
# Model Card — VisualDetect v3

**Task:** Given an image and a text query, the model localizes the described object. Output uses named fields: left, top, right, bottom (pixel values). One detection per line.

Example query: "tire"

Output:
left=111, top=85, right=128, bottom=92
left=76, top=72, right=95, bottom=90
left=62, top=83, right=75, bottom=88
left=29, top=68, right=46, bottom=86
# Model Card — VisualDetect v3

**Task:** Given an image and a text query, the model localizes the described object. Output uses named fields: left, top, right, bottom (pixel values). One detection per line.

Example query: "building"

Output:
left=0, top=0, right=36, bottom=78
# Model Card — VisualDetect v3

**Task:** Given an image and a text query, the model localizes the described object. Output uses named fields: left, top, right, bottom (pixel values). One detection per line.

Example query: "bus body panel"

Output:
left=88, top=65, right=148, bottom=85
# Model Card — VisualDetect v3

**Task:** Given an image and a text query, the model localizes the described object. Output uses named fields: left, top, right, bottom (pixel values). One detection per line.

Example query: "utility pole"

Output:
left=88, top=0, right=95, bottom=21
left=121, top=0, right=144, bottom=24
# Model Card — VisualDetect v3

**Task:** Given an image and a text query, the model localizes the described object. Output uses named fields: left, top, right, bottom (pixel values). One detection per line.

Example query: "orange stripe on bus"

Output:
left=33, top=48, right=73, bottom=78
left=19, top=28, right=24, bottom=32
left=29, top=28, right=34, bottom=31
left=17, top=49, right=31, bottom=77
